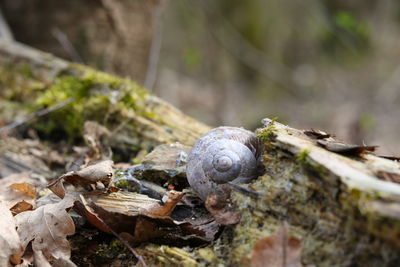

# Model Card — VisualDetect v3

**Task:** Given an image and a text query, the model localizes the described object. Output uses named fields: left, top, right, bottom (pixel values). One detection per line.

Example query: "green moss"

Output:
left=296, top=148, right=311, bottom=163
left=257, top=123, right=277, bottom=142
left=30, top=65, right=150, bottom=142
left=114, top=179, right=130, bottom=189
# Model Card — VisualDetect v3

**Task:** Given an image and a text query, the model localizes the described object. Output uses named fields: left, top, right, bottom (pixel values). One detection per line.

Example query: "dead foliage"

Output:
left=205, top=193, right=241, bottom=225
left=303, top=129, right=333, bottom=140
left=251, top=222, right=303, bottom=267
left=0, top=134, right=222, bottom=266
left=317, top=140, right=377, bottom=156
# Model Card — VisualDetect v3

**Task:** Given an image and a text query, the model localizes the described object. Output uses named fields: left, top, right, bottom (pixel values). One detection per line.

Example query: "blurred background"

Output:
left=1, top=0, right=399, bottom=155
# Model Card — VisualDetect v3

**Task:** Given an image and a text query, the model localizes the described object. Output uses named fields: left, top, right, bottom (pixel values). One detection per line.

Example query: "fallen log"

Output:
left=0, top=41, right=209, bottom=161
left=1, top=41, right=400, bottom=266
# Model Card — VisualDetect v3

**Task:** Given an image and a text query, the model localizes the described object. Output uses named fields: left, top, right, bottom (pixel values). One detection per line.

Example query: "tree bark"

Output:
left=0, top=0, right=163, bottom=85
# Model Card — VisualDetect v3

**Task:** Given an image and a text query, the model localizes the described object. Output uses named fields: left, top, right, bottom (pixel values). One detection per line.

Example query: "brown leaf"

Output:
left=76, top=190, right=219, bottom=245
left=317, top=140, right=377, bottom=156
left=143, top=190, right=185, bottom=217
left=10, top=200, right=33, bottom=216
left=0, top=204, right=22, bottom=266
left=15, top=196, right=76, bottom=266
left=10, top=183, right=36, bottom=198
left=251, top=222, right=302, bottom=267
left=303, top=129, right=332, bottom=139
left=0, top=173, right=37, bottom=209
left=48, top=160, right=114, bottom=198
left=205, top=193, right=241, bottom=225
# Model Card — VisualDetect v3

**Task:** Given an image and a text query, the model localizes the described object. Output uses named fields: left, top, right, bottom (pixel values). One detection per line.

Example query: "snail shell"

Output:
left=187, top=126, right=263, bottom=201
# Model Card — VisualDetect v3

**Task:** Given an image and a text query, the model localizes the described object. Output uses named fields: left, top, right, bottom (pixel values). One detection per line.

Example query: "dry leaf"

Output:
left=304, top=129, right=332, bottom=140
left=0, top=173, right=37, bottom=209
left=251, top=222, right=302, bottom=267
left=10, top=183, right=36, bottom=198
left=48, top=160, right=114, bottom=198
left=143, top=190, right=185, bottom=217
left=317, top=140, right=377, bottom=156
left=10, top=200, right=33, bottom=216
left=205, top=193, right=241, bottom=225
left=15, top=196, right=76, bottom=266
left=0, top=204, right=22, bottom=266
left=74, top=191, right=219, bottom=245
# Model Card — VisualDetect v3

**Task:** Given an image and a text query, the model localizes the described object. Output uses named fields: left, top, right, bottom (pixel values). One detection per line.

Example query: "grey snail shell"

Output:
left=187, top=126, right=263, bottom=201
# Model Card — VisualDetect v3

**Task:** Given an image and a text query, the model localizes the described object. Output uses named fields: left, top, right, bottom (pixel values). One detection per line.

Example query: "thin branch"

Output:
left=51, top=27, right=84, bottom=63
left=0, top=98, right=74, bottom=134
left=144, top=1, right=166, bottom=91
left=78, top=195, right=148, bottom=267
left=0, top=7, right=13, bottom=42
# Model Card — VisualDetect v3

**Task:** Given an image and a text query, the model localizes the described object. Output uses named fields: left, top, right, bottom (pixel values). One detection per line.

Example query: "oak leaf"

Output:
left=15, top=196, right=76, bottom=266
left=0, top=204, right=22, bottom=266
left=0, top=173, right=37, bottom=209
left=251, top=222, right=302, bottom=267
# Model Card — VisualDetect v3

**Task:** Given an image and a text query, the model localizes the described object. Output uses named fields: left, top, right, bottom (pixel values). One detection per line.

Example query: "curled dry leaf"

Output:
left=303, top=129, right=332, bottom=140
left=205, top=193, right=241, bottom=225
left=143, top=190, right=185, bottom=217
left=10, top=200, right=33, bottom=216
left=251, top=222, right=302, bottom=267
left=75, top=190, right=220, bottom=245
left=0, top=173, right=37, bottom=209
left=15, top=195, right=76, bottom=266
left=317, top=140, right=377, bottom=156
left=0, top=204, right=22, bottom=266
left=10, top=183, right=36, bottom=198
left=48, top=160, right=114, bottom=198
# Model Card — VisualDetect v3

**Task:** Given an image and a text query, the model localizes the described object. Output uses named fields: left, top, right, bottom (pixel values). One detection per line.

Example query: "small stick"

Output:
left=78, top=195, right=148, bottom=267
left=0, top=97, right=73, bottom=133
left=227, top=182, right=265, bottom=198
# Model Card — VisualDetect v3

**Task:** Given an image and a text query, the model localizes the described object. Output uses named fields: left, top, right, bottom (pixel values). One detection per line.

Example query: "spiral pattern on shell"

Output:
left=187, top=126, right=263, bottom=201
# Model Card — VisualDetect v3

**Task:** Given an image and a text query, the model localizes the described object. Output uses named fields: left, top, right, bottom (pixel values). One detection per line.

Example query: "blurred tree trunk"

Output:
left=0, top=0, right=163, bottom=85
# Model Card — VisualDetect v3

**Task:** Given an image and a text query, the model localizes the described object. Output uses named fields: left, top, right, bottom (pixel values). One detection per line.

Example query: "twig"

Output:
left=144, top=1, right=166, bottom=91
left=0, top=7, right=13, bottom=42
left=78, top=195, right=148, bottom=267
left=0, top=98, right=74, bottom=133
left=51, top=27, right=84, bottom=63
left=227, top=182, right=265, bottom=198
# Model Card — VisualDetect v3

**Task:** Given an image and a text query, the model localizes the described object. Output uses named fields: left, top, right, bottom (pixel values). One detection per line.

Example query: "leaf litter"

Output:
left=251, top=222, right=303, bottom=267
left=0, top=122, right=223, bottom=266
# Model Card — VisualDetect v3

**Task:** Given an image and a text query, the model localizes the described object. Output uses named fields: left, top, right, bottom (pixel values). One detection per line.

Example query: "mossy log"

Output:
left=0, top=41, right=209, bottom=160
left=1, top=41, right=400, bottom=266
left=223, top=119, right=400, bottom=266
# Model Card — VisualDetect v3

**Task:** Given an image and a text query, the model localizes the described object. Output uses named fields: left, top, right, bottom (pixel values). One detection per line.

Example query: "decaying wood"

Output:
left=224, top=119, right=400, bottom=266
left=0, top=41, right=209, bottom=155
left=1, top=41, right=400, bottom=266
